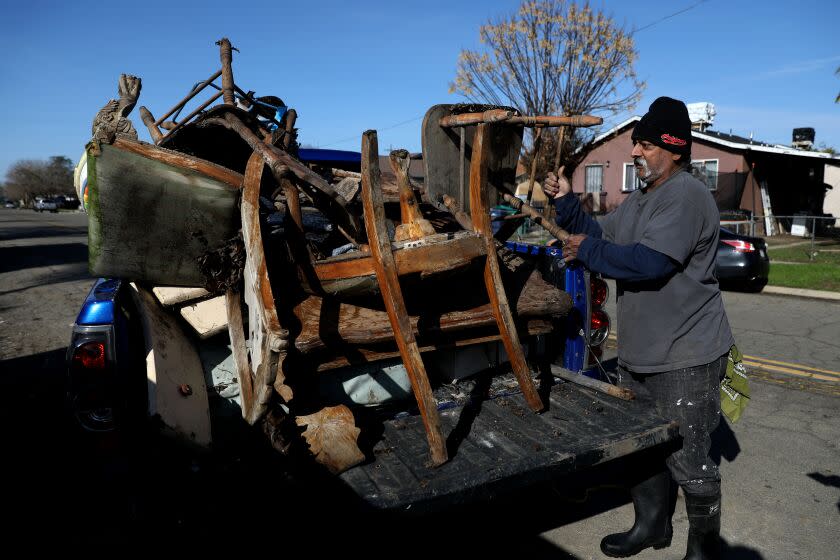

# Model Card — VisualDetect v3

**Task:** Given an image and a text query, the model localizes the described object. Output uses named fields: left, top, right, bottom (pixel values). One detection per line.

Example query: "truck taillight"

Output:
left=72, top=341, right=106, bottom=370
left=590, top=277, right=608, bottom=307
left=589, top=309, right=610, bottom=346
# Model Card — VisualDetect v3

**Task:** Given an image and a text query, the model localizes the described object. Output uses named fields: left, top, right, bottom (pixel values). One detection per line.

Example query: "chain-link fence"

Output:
left=721, top=215, right=837, bottom=237
left=722, top=215, right=840, bottom=262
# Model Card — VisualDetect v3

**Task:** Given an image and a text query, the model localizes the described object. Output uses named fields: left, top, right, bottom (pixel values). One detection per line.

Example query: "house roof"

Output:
left=588, top=116, right=839, bottom=161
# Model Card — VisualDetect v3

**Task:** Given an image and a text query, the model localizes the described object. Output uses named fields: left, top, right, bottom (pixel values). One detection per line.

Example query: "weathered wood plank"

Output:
left=469, top=123, right=543, bottom=413
left=438, top=110, right=603, bottom=129
left=421, top=104, right=522, bottom=212
left=293, top=268, right=570, bottom=354
left=225, top=290, right=255, bottom=421
left=312, top=324, right=553, bottom=372
left=312, top=232, right=485, bottom=284
left=361, top=129, right=448, bottom=467
left=241, top=152, right=292, bottom=422
left=112, top=136, right=243, bottom=188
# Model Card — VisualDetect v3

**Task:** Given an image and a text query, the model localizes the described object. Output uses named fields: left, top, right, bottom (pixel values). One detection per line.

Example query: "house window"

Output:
left=623, top=163, right=643, bottom=191
left=691, top=159, right=719, bottom=190
left=585, top=165, right=603, bottom=193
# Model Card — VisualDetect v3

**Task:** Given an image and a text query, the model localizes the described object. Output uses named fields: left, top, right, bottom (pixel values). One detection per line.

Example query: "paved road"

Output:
left=1, top=209, right=838, bottom=556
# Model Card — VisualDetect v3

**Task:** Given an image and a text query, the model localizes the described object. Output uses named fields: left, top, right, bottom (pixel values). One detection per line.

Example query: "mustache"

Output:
left=633, top=157, right=646, bottom=166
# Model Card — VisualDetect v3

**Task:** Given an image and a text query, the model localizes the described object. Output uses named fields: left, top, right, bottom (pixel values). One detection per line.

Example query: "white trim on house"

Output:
left=587, top=117, right=641, bottom=148
left=584, top=164, right=604, bottom=193
left=691, top=158, right=719, bottom=190
left=622, top=162, right=641, bottom=192
left=692, top=130, right=835, bottom=159
left=587, top=116, right=837, bottom=160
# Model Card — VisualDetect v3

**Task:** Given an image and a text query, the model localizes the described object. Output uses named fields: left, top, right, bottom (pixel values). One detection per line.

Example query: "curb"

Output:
left=762, top=285, right=840, bottom=302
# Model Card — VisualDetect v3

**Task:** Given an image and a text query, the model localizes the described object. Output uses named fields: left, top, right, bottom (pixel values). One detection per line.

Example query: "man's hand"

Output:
left=543, top=165, right=572, bottom=199
left=562, top=234, right=588, bottom=262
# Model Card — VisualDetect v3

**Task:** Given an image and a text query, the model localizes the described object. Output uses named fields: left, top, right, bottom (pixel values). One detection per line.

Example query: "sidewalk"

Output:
left=604, top=279, right=840, bottom=302
left=765, top=239, right=839, bottom=250
left=762, top=285, right=840, bottom=301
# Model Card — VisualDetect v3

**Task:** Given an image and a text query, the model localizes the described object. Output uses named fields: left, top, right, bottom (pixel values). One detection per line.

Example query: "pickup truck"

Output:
left=67, top=188, right=675, bottom=515
left=66, top=40, right=677, bottom=517
left=67, top=252, right=679, bottom=513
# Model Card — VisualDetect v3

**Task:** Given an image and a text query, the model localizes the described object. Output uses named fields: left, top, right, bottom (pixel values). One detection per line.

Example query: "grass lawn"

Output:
left=767, top=246, right=840, bottom=265
left=768, top=263, right=840, bottom=292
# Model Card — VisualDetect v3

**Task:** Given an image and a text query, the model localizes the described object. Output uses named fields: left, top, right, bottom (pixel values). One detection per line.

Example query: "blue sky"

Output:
left=1, top=0, right=838, bottom=180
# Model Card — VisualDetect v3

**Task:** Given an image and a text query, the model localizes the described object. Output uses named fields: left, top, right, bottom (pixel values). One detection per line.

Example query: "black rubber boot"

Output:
left=600, top=469, right=673, bottom=557
left=682, top=491, right=721, bottom=560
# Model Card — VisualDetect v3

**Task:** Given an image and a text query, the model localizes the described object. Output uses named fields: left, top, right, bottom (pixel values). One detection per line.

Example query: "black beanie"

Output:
left=631, top=97, right=692, bottom=156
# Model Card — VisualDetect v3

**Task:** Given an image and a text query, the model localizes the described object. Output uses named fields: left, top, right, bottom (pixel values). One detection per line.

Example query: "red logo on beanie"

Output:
left=661, top=133, right=687, bottom=146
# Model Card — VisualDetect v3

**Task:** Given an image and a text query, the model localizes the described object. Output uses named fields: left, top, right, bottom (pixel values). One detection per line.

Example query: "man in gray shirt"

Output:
left=544, top=97, right=733, bottom=559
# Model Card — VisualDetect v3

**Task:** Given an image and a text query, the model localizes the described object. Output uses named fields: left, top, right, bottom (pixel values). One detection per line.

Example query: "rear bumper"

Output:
left=716, top=250, right=769, bottom=285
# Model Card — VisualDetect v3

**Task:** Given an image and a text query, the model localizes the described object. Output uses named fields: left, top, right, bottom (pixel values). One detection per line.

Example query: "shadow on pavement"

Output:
left=711, top=417, right=742, bottom=464
left=721, top=538, right=765, bottom=558
left=0, top=225, right=88, bottom=242
left=0, top=242, right=89, bottom=274
left=807, top=472, right=840, bottom=514
left=0, top=264, right=92, bottom=297
left=808, top=472, right=840, bottom=488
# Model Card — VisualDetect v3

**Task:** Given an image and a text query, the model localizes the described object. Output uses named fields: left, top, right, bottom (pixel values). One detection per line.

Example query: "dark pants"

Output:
left=619, top=354, right=728, bottom=496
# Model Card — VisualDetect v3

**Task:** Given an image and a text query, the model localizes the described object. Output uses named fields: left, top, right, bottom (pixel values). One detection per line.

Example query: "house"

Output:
left=824, top=163, right=840, bottom=222
left=571, top=113, right=840, bottom=234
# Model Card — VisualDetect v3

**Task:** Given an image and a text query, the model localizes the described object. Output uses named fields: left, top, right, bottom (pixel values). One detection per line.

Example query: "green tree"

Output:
left=450, top=0, right=644, bottom=176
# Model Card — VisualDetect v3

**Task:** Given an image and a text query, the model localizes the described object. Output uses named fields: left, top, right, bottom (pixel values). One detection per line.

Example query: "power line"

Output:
left=632, top=0, right=708, bottom=35
left=322, top=115, right=422, bottom=148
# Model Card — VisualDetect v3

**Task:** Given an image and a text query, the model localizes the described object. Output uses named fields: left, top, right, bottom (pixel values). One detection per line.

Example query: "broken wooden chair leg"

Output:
left=389, top=149, right=436, bottom=242
left=470, top=123, right=544, bottom=413
left=361, top=130, right=448, bottom=467
left=139, top=106, right=163, bottom=144
left=217, top=37, right=236, bottom=106
left=225, top=289, right=256, bottom=420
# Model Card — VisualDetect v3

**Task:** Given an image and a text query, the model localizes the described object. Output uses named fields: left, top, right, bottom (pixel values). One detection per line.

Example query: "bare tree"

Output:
left=450, top=0, right=644, bottom=176
left=4, top=156, right=74, bottom=206
left=835, top=66, right=839, bottom=104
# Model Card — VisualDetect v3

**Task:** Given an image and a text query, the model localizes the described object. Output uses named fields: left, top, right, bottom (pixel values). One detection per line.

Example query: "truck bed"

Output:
left=339, top=375, right=678, bottom=512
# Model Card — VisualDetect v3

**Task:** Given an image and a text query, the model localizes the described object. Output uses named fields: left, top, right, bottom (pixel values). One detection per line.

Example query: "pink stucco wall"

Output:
left=571, top=128, right=636, bottom=212
left=572, top=126, right=755, bottom=214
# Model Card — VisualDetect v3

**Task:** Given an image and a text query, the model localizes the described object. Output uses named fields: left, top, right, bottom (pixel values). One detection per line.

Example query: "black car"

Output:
left=716, top=228, right=770, bottom=292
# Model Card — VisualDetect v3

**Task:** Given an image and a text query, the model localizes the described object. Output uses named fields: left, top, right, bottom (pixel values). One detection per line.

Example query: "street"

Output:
left=0, top=208, right=838, bottom=556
